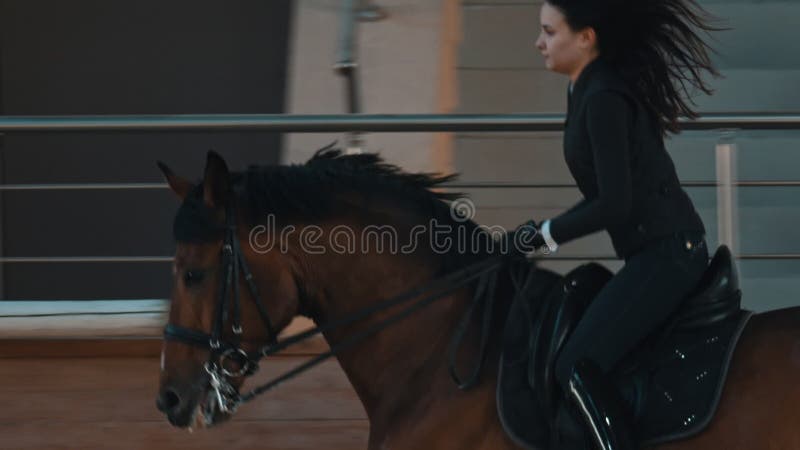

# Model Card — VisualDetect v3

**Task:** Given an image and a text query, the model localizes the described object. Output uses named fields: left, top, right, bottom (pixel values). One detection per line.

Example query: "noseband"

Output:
left=163, top=203, right=530, bottom=415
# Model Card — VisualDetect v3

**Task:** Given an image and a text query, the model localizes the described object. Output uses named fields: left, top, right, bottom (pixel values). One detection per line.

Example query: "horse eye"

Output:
left=183, top=270, right=206, bottom=286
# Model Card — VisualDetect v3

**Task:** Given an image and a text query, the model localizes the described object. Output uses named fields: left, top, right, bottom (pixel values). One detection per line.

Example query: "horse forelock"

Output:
left=172, top=186, right=226, bottom=243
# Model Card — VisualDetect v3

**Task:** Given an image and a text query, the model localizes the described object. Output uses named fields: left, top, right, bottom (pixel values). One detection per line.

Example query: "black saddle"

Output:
left=673, top=244, right=743, bottom=329
left=497, top=245, right=752, bottom=449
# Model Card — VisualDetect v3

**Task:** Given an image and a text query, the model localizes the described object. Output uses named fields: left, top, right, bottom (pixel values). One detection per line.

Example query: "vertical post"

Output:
left=335, top=0, right=363, bottom=154
left=335, top=0, right=360, bottom=114
left=716, top=132, right=739, bottom=256
left=0, top=139, right=4, bottom=300
left=334, top=1, right=385, bottom=154
left=0, top=44, right=4, bottom=299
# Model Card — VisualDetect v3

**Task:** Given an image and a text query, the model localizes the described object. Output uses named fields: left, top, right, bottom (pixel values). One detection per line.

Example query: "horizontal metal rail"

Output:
left=444, top=181, right=800, bottom=188
left=542, top=254, right=800, bottom=261
left=0, top=183, right=167, bottom=191
left=1, top=113, right=800, bottom=132
left=2, top=180, right=800, bottom=191
left=0, top=256, right=172, bottom=264
left=1, top=254, right=797, bottom=263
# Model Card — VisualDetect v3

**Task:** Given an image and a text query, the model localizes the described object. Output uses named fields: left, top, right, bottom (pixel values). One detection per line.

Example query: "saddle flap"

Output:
left=529, top=262, right=614, bottom=414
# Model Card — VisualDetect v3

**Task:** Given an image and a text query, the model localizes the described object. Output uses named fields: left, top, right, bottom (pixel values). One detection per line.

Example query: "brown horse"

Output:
left=156, top=149, right=800, bottom=449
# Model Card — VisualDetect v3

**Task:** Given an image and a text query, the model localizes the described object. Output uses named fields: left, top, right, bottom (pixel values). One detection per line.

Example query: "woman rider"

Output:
left=514, top=0, right=724, bottom=448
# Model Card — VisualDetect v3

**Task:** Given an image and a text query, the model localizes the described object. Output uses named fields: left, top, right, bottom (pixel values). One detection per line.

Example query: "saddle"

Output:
left=497, top=245, right=752, bottom=449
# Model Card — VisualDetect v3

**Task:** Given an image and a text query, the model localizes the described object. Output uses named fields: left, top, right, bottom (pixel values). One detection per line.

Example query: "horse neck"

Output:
left=297, top=220, right=499, bottom=424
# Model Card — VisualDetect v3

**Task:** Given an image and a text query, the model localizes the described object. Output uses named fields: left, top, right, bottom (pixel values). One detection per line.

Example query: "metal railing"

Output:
left=0, top=114, right=800, bottom=263
left=1, top=112, right=800, bottom=263
left=1, top=180, right=800, bottom=192
left=1, top=113, right=800, bottom=133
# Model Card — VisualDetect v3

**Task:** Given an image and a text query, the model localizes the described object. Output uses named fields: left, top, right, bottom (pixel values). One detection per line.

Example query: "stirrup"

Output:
left=566, top=359, right=637, bottom=450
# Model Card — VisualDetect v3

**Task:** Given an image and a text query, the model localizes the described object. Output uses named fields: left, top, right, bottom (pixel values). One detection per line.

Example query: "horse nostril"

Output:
left=157, top=388, right=181, bottom=413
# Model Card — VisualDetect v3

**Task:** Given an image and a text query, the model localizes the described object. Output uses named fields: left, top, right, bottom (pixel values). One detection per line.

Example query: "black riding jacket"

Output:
left=548, top=57, right=705, bottom=258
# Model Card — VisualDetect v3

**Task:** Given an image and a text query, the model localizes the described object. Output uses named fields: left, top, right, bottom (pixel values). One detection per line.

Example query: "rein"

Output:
left=164, top=204, right=522, bottom=414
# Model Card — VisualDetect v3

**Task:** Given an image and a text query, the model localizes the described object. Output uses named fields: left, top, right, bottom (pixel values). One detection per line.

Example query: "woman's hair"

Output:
left=546, top=0, right=726, bottom=136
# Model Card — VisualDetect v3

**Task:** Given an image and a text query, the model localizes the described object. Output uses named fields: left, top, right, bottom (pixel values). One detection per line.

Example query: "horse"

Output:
left=155, top=148, right=800, bottom=449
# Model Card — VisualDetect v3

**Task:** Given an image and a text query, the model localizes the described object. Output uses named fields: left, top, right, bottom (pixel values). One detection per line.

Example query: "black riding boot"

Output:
left=550, top=401, right=589, bottom=450
left=566, top=359, right=637, bottom=450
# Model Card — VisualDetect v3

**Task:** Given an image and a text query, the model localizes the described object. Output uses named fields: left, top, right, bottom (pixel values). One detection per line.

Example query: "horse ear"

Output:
left=202, top=150, right=231, bottom=208
left=157, top=161, right=194, bottom=200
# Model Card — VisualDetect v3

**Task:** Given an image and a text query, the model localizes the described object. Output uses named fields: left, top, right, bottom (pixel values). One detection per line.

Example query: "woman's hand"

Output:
left=508, top=220, right=548, bottom=257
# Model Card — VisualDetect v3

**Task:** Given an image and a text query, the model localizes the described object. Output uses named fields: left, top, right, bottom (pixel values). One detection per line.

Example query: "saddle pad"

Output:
left=634, top=309, right=752, bottom=446
left=497, top=305, right=752, bottom=449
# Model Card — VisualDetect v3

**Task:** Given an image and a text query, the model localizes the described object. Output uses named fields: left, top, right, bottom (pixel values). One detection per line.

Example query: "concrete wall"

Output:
left=456, top=0, right=800, bottom=311
left=0, top=0, right=290, bottom=300
left=282, top=0, right=461, bottom=173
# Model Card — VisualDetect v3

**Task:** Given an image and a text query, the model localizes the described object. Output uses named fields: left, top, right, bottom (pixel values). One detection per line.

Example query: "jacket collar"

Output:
left=567, top=56, right=607, bottom=111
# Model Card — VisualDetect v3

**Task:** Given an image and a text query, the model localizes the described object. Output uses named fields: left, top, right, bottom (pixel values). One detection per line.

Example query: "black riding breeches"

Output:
left=554, top=230, right=709, bottom=390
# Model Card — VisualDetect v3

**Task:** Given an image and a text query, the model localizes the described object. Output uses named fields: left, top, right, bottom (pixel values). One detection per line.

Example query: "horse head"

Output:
left=155, top=152, right=302, bottom=428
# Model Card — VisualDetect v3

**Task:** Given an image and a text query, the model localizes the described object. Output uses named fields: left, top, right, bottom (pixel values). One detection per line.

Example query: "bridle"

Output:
left=163, top=202, right=533, bottom=416
left=164, top=203, right=279, bottom=412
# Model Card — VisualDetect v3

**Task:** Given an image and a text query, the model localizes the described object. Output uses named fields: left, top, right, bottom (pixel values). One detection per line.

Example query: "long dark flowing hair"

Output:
left=546, top=0, right=727, bottom=136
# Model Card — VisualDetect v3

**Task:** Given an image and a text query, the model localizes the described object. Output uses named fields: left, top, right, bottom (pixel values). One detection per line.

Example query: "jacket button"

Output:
left=637, top=224, right=646, bottom=233
left=660, top=185, right=669, bottom=195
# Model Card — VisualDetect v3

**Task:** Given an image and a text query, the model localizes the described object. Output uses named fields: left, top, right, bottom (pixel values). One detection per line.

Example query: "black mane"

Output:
left=234, top=145, right=461, bottom=224
left=177, top=145, right=494, bottom=267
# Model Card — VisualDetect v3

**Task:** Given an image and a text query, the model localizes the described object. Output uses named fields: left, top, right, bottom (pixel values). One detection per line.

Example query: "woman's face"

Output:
left=535, top=3, right=596, bottom=79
